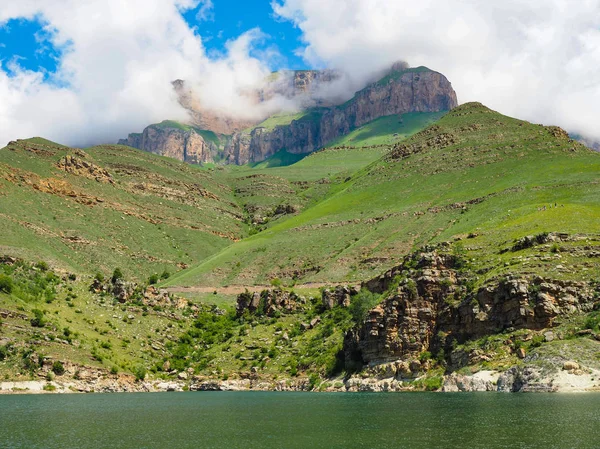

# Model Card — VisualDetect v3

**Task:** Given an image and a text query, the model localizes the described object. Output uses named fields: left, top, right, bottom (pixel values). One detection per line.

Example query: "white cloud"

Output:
left=195, top=0, right=214, bottom=22
left=273, top=0, right=600, bottom=140
left=0, top=0, right=275, bottom=147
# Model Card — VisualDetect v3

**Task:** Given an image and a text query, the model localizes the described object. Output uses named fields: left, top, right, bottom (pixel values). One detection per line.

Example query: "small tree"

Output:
left=148, top=274, right=159, bottom=285
left=133, top=365, right=147, bottom=381
left=111, top=268, right=124, bottom=284
left=30, top=309, right=46, bottom=328
left=0, top=274, right=13, bottom=294
left=52, top=361, right=65, bottom=375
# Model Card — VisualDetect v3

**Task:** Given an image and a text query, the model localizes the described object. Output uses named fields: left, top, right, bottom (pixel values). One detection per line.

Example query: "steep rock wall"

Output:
left=344, top=252, right=597, bottom=369
left=225, top=68, right=458, bottom=164
left=118, top=125, right=217, bottom=164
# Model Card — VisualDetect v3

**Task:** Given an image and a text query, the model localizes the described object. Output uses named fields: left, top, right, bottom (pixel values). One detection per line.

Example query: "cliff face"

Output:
left=344, top=250, right=596, bottom=369
left=120, top=65, right=457, bottom=165
left=225, top=67, right=458, bottom=164
left=118, top=125, right=216, bottom=164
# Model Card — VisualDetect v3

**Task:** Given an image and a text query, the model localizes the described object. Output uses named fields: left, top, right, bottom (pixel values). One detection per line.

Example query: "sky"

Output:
left=0, top=0, right=599, bottom=147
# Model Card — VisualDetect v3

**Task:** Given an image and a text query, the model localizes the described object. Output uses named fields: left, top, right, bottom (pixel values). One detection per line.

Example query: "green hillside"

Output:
left=2, top=104, right=600, bottom=390
left=0, top=139, right=246, bottom=280
left=167, top=103, right=600, bottom=287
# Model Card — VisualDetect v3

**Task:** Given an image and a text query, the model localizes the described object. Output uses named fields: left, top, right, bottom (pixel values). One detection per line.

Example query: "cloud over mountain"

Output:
left=273, top=0, right=600, bottom=141
left=0, top=0, right=275, bottom=147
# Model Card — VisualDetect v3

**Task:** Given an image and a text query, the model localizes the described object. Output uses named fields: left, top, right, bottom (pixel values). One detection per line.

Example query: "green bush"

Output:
left=348, top=289, right=381, bottom=323
left=133, top=365, right=147, bottom=381
left=0, top=345, right=8, bottom=361
left=160, top=270, right=171, bottom=280
left=30, top=309, right=46, bottom=328
left=111, top=268, right=123, bottom=284
left=35, top=261, right=49, bottom=272
left=530, top=335, right=545, bottom=348
left=148, top=274, right=159, bottom=285
left=270, top=278, right=282, bottom=287
left=52, top=361, right=65, bottom=375
left=422, top=376, right=443, bottom=391
left=585, top=312, right=600, bottom=331
left=0, top=274, right=13, bottom=294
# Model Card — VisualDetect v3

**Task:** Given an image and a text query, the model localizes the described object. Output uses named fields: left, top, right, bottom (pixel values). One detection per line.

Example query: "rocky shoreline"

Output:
left=3, top=361, right=600, bottom=394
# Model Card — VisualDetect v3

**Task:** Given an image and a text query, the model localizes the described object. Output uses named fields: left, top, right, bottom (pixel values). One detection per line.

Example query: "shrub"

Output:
left=530, top=335, right=545, bottom=348
left=0, top=345, right=8, bottom=361
left=110, top=366, right=119, bottom=375
left=270, top=278, right=282, bottom=288
left=585, top=312, right=600, bottom=331
left=111, top=268, right=123, bottom=284
left=422, top=376, right=443, bottom=391
left=35, top=261, right=49, bottom=272
left=30, top=309, right=46, bottom=328
left=133, top=365, right=147, bottom=381
left=0, top=274, right=13, bottom=294
left=419, top=351, right=433, bottom=362
left=160, top=270, right=170, bottom=280
left=52, top=361, right=65, bottom=375
left=349, top=289, right=381, bottom=323
left=94, top=272, right=105, bottom=283
left=148, top=274, right=159, bottom=285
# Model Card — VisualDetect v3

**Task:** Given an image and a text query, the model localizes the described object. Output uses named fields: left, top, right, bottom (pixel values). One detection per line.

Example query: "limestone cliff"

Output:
left=118, top=124, right=217, bottom=164
left=344, top=248, right=597, bottom=370
left=225, top=66, right=458, bottom=164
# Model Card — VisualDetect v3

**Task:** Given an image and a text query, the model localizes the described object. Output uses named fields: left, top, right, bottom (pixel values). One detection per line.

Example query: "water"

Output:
left=1, top=392, right=598, bottom=449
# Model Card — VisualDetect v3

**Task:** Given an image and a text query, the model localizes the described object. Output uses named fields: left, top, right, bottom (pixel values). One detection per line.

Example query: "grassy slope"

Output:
left=154, top=120, right=221, bottom=146
left=167, top=103, right=600, bottom=287
left=0, top=140, right=246, bottom=281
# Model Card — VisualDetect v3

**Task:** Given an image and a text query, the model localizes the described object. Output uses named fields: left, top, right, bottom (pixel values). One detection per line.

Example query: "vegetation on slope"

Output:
left=0, top=139, right=246, bottom=281
left=167, top=103, right=600, bottom=287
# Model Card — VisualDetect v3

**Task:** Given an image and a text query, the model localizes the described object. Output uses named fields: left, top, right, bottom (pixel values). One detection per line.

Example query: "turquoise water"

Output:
left=1, top=392, right=599, bottom=448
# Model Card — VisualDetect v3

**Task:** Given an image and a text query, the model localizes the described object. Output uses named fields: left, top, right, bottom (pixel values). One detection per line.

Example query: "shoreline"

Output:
left=3, top=366, right=600, bottom=395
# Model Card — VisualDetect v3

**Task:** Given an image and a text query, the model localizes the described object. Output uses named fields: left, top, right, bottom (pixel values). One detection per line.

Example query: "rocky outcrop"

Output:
left=236, top=288, right=306, bottom=317
left=322, top=285, right=357, bottom=309
left=344, top=251, right=597, bottom=369
left=57, top=153, right=114, bottom=184
left=225, top=66, right=458, bottom=164
left=119, top=124, right=217, bottom=164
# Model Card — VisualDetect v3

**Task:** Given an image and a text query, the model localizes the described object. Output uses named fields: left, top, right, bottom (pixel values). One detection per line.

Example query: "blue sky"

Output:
left=0, top=1, right=306, bottom=80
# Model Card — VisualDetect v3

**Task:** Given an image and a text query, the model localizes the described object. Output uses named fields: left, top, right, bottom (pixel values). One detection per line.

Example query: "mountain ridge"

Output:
left=119, top=64, right=458, bottom=166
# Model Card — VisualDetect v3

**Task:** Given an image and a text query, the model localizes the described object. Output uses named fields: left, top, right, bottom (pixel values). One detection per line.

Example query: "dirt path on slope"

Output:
left=162, top=282, right=360, bottom=296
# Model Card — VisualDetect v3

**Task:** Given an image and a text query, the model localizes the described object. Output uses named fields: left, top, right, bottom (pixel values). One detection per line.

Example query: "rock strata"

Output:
left=236, top=288, right=306, bottom=317
left=225, top=66, right=458, bottom=164
left=344, top=251, right=597, bottom=369
left=118, top=124, right=217, bottom=164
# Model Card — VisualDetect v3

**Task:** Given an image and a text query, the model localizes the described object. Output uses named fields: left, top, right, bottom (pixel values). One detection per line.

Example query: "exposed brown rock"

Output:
left=225, top=67, right=458, bottom=164
left=57, top=154, right=114, bottom=184
left=119, top=125, right=216, bottom=164
left=236, top=288, right=306, bottom=317
left=344, top=251, right=597, bottom=369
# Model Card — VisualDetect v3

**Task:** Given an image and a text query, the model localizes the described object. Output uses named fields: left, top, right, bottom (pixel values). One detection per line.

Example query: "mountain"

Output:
left=118, top=64, right=457, bottom=166
left=118, top=121, right=227, bottom=164
left=2, top=102, right=600, bottom=393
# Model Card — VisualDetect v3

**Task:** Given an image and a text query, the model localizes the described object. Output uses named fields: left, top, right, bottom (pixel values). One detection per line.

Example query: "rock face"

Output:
left=236, top=288, right=306, bottom=317
left=56, top=153, right=114, bottom=184
left=224, top=66, right=458, bottom=164
left=118, top=124, right=217, bottom=164
left=344, top=251, right=597, bottom=369
left=119, top=65, right=457, bottom=165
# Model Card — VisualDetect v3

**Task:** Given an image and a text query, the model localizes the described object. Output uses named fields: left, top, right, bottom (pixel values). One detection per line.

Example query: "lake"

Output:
left=1, top=392, right=598, bottom=448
